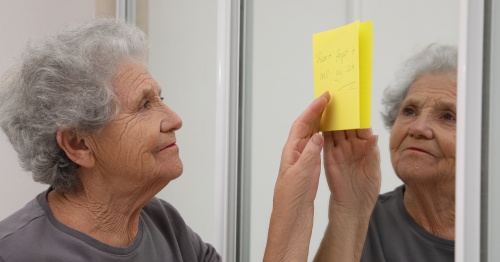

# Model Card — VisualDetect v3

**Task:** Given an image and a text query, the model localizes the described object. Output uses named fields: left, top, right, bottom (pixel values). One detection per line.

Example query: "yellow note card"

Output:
left=313, top=20, right=373, bottom=131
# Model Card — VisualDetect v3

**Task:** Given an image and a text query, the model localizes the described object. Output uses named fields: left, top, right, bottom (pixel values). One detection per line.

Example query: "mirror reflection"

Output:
left=243, top=0, right=458, bottom=260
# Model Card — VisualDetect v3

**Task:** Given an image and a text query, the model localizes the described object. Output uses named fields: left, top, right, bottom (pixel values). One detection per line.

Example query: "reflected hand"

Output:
left=313, top=129, right=381, bottom=262
left=323, top=128, right=381, bottom=218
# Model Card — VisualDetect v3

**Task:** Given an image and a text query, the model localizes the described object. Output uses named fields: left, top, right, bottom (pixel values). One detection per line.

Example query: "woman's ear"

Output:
left=56, top=129, right=95, bottom=168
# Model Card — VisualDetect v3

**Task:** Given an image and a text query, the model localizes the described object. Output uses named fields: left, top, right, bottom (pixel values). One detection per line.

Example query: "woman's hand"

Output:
left=264, top=92, right=330, bottom=262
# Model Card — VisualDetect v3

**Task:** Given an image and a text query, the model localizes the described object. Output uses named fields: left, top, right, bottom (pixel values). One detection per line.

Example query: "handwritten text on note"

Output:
left=312, top=20, right=373, bottom=131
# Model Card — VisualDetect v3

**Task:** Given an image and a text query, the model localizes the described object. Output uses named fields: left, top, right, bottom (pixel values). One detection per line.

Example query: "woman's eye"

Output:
left=141, top=100, right=151, bottom=110
left=443, top=113, right=455, bottom=121
left=402, top=108, right=416, bottom=116
left=139, top=96, right=163, bottom=111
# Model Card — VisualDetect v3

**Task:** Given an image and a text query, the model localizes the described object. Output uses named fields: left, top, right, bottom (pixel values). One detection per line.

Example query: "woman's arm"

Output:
left=264, top=92, right=329, bottom=262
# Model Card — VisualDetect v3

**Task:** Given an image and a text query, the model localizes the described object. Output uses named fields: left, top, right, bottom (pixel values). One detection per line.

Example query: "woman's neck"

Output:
left=47, top=178, right=164, bottom=247
left=403, top=183, right=455, bottom=240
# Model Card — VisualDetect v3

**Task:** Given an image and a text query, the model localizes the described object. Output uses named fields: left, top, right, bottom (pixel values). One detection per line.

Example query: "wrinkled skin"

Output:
left=85, top=62, right=183, bottom=194
left=390, top=71, right=456, bottom=239
left=49, top=62, right=183, bottom=247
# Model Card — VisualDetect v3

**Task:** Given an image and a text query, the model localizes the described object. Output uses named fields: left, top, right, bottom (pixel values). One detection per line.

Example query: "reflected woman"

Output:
left=314, top=44, right=456, bottom=262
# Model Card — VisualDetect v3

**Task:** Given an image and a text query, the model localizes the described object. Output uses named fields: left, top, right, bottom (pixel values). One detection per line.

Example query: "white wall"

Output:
left=0, top=0, right=95, bottom=221
left=247, top=0, right=458, bottom=260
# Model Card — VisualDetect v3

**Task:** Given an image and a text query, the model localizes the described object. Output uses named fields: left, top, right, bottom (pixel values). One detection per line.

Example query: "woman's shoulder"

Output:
left=0, top=191, right=49, bottom=260
left=141, top=197, right=221, bottom=261
left=0, top=191, right=47, bottom=242
left=143, top=197, right=181, bottom=218
left=141, top=197, right=189, bottom=232
left=377, top=184, right=405, bottom=203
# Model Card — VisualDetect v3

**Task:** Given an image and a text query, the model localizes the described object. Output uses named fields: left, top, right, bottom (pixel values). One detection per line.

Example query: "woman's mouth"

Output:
left=159, top=143, right=177, bottom=152
left=407, top=147, right=433, bottom=156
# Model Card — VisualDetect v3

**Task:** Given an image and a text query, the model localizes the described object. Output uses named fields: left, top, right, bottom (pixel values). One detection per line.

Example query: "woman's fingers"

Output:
left=295, top=133, right=324, bottom=172
left=363, top=135, right=381, bottom=179
left=322, top=131, right=334, bottom=151
left=292, top=133, right=324, bottom=199
left=332, top=130, right=346, bottom=146
left=356, top=128, right=373, bottom=140
left=281, top=92, right=330, bottom=166
left=288, top=92, right=330, bottom=140
left=345, top=129, right=357, bottom=140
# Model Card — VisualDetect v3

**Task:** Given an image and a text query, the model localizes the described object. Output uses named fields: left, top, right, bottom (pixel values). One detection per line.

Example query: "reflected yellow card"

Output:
left=313, top=20, right=373, bottom=131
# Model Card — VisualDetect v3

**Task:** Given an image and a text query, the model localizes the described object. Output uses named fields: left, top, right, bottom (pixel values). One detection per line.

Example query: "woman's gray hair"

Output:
left=0, top=18, right=149, bottom=193
left=381, top=44, right=458, bottom=129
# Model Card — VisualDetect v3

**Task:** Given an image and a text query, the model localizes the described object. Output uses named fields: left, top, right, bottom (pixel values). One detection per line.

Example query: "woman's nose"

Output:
left=408, top=115, right=433, bottom=139
left=160, top=106, right=183, bottom=133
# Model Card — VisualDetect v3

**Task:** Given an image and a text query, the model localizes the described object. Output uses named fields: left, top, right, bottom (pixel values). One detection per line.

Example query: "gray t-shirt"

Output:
left=361, top=185, right=454, bottom=262
left=0, top=188, right=220, bottom=261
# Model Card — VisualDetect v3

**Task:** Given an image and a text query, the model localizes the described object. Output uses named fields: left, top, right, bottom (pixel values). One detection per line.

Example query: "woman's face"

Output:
left=389, top=71, right=456, bottom=186
left=85, top=62, right=183, bottom=190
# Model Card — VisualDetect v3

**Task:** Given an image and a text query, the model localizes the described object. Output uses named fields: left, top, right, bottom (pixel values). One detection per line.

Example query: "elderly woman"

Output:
left=314, top=44, right=456, bottom=261
left=0, top=18, right=331, bottom=261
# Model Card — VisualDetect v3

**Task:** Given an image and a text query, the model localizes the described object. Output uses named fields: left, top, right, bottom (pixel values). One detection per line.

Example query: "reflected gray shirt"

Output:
left=361, top=185, right=454, bottom=262
left=0, top=188, right=220, bottom=262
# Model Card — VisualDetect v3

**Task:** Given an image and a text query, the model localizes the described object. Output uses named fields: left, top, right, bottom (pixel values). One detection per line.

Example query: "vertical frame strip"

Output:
left=346, top=0, right=362, bottom=23
left=116, top=0, right=136, bottom=24
left=456, top=0, right=484, bottom=261
left=485, top=0, right=500, bottom=260
left=216, top=0, right=241, bottom=261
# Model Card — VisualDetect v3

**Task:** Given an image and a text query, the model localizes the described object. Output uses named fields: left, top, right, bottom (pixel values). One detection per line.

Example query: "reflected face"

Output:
left=86, top=62, right=183, bottom=189
left=389, top=72, right=456, bottom=185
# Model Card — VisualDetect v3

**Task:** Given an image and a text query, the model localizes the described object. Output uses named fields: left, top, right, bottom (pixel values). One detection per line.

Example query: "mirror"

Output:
left=485, top=0, right=500, bottom=259
left=242, top=0, right=458, bottom=260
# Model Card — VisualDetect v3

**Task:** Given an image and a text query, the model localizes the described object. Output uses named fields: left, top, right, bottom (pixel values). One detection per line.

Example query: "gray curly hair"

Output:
left=381, top=44, right=457, bottom=129
left=0, top=18, right=149, bottom=193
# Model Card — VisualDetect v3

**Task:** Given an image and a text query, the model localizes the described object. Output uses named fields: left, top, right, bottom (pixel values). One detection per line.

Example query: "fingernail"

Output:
left=312, top=134, right=322, bottom=146
left=322, top=91, right=331, bottom=100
